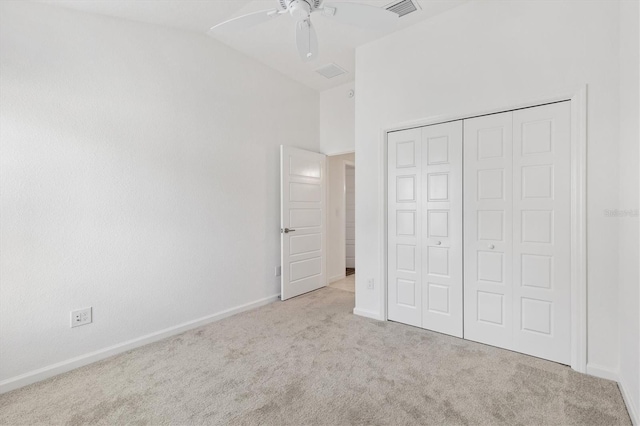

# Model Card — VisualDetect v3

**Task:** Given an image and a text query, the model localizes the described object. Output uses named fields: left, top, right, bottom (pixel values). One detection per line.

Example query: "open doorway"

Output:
left=345, top=163, right=355, bottom=276
left=326, top=152, right=355, bottom=294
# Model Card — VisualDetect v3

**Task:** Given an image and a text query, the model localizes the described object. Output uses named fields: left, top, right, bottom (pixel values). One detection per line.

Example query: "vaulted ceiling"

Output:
left=38, top=0, right=466, bottom=91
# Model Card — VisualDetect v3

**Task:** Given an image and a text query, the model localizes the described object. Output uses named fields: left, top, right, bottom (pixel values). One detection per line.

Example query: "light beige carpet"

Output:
left=0, top=287, right=631, bottom=425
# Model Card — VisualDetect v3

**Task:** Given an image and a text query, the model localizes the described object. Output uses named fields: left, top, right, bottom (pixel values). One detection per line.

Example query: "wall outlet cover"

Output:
left=71, top=307, right=92, bottom=328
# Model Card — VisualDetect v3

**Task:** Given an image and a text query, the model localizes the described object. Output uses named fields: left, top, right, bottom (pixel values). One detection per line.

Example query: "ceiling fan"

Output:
left=207, top=0, right=398, bottom=62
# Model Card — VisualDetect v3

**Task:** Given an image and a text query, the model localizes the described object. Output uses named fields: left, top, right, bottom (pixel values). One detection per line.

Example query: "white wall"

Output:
left=354, top=0, right=624, bottom=376
left=0, top=1, right=319, bottom=387
left=319, top=82, right=355, bottom=155
left=327, top=153, right=355, bottom=282
left=617, top=0, right=639, bottom=420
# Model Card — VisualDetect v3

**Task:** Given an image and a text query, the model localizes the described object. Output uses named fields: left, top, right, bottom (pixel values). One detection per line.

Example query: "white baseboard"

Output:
left=586, top=363, right=620, bottom=382
left=329, top=273, right=346, bottom=284
left=0, top=294, right=280, bottom=395
left=353, top=307, right=384, bottom=321
left=619, top=378, right=639, bottom=425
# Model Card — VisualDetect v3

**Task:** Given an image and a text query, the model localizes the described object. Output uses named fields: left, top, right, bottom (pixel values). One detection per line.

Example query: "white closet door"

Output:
left=421, top=121, right=463, bottom=337
left=464, top=111, right=514, bottom=350
left=464, top=103, right=571, bottom=364
left=512, top=102, right=571, bottom=364
left=388, top=128, right=422, bottom=327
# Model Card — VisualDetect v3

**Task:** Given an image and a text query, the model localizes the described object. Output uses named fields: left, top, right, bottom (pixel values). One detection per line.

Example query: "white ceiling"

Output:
left=38, top=0, right=466, bottom=91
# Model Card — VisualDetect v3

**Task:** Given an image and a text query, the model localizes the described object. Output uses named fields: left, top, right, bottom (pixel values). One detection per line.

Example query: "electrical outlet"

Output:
left=275, top=266, right=282, bottom=277
left=367, top=278, right=375, bottom=290
left=71, top=307, right=92, bottom=328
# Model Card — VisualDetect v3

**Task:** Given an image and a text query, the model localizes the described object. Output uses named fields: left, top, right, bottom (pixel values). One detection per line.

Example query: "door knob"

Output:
left=282, top=228, right=296, bottom=234
left=488, top=244, right=495, bottom=249
left=435, top=241, right=442, bottom=245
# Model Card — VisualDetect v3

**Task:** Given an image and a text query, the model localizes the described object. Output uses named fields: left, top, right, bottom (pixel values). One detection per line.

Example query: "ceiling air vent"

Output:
left=385, top=0, right=420, bottom=17
left=315, top=63, right=347, bottom=79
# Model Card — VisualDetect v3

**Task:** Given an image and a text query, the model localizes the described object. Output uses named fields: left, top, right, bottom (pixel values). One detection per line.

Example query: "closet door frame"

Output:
left=380, top=86, right=587, bottom=373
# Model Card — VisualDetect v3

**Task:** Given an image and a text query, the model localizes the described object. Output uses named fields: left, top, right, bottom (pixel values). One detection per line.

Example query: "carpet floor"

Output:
left=0, top=287, right=631, bottom=425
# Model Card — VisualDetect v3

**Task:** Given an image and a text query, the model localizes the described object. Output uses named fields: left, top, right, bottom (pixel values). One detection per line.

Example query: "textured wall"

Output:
left=617, top=0, right=639, bottom=420
left=0, top=1, right=319, bottom=383
left=320, top=82, right=355, bottom=155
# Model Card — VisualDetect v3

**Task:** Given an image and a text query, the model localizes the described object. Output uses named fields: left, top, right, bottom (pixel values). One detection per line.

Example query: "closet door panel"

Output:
left=463, top=112, right=514, bottom=349
left=512, top=101, right=571, bottom=364
left=388, top=128, right=422, bottom=327
left=388, top=102, right=572, bottom=365
left=421, top=121, right=463, bottom=338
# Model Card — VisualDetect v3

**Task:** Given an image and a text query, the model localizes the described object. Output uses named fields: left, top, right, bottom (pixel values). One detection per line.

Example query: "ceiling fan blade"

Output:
left=321, top=2, right=398, bottom=30
left=208, top=9, right=282, bottom=33
left=295, top=19, right=319, bottom=62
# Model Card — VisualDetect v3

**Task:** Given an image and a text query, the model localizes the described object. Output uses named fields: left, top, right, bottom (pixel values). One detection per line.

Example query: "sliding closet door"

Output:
left=512, top=102, right=571, bottom=364
left=464, top=102, right=571, bottom=364
left=421, top=122, right=463, bottom=337
left=463, top=112, right=514, bottom=350
left=388, top=128, right=422, bottom=327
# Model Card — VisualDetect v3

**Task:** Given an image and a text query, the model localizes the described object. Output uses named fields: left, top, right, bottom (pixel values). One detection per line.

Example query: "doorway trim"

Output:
left=379, top=86, right=587, bottom=373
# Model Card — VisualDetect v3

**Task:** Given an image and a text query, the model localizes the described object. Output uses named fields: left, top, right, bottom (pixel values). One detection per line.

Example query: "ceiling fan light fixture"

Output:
left=288, top=0, right=311, bottom=21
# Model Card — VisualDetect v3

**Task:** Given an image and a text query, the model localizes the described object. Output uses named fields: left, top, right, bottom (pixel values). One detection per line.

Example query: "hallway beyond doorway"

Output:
left=329, top=274, right=355, bottom=293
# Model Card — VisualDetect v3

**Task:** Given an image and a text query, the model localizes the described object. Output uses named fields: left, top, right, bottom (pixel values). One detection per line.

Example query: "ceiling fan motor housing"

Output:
left=278, top=0, right=322, bottom=10
left=290, top=1, right=311, bottom=20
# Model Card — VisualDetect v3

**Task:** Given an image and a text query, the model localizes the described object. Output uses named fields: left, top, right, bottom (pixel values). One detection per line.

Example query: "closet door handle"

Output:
left=435, top=241, right=442, bottom=245
left=488, top=244, right=495, bottom=249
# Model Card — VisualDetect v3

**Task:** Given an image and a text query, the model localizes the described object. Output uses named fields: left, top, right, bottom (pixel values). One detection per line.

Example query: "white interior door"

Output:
left=421, top=121, right=463, bottom=337
left=463, top=111, right=515, bottom=350
left=512, top=102, right=571, bottom=364
left=464, top=102, right=571, bottom=364
left=387, top=122, right=463, bottom=336
left=280, top=146, right=326, bottom=301
left=388, top=128, right=422, bottom=327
